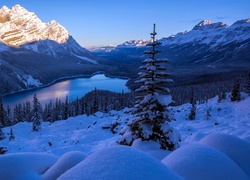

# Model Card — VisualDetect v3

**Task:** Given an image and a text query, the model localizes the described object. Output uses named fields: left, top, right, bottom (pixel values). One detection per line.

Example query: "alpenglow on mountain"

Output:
left=0, top=4, right=68, bottom=46
left=0, top=4, right=95, bottom=60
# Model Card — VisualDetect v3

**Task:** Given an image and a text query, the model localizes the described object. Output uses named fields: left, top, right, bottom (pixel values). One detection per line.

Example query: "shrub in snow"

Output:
left=0, top=153, right=58, bottom=180
left=58, top=145, right=183, bottom=180
left=42, top=151, right=87, bottom=180
left=199, top=133, right=250, bottom=177
left=0, top=147, right=7, bottom=154
left=119, top=24, right=180, bottom=150
left=161, top=144, right=248, bottom=180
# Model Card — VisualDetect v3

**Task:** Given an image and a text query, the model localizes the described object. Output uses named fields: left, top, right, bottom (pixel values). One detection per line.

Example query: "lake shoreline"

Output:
left=3, top=71, right=130, bottom=98
left=3, top=73, right=130, bottom=108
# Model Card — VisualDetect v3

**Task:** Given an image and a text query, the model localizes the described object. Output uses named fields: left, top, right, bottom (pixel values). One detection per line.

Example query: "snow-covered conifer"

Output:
left=0, top=127, right=6, bottom=140
left=188, top=87, right=196, bottom=120
left=245, top=68, right=250, bottom=95
left=188, top=103, right=196, bottom=120
left=0, top=94, right=6, bottom=127
left=218, top=86, right=227, bottom=103
left=5, top=105, right=12, bottom=126
left=92, top=87, right=99, bottom=114
left=9, top=127, right=15, bottom=140
left=63, top=95, right=69, bottom=120
left=205, top=109, right=211, bottom=120
left=119, top=24, right=180, bottom=150
left=231, top=77, right=241, bottom=102
left=32, top=94, right=42, bottom=131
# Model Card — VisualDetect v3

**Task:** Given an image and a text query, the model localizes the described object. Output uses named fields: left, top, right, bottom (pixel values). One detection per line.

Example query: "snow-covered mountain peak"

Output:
left=118, top=39, right=149, bottom=48
left=0, top=6, right=9, bottom=13
left=0, top=4, right=69, bottom=47
left=193, top=20, right=227, bottom=30
left=11, top=4, right=27, bottom=13
left=198, top=20, right=213, bottom=26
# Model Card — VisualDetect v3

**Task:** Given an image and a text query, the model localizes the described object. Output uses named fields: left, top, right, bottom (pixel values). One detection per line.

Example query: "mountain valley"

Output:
left=0, top=4, right=249, bottom=96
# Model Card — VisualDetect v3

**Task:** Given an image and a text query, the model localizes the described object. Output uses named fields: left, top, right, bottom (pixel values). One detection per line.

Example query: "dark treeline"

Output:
left=0, top=89, right=134, bottom=128
left=0, top=68, right=249, bottom=129
left=171, top=70, right=249, bottom=106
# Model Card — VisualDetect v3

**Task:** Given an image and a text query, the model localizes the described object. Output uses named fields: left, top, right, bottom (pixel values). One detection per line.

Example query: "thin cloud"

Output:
left=216, top=16, right=229, bottom=20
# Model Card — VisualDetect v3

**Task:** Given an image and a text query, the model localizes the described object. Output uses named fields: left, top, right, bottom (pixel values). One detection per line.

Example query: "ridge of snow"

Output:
left=73, top=54, right=98, bottom=64
left=161, top=144, right=249, bottom=180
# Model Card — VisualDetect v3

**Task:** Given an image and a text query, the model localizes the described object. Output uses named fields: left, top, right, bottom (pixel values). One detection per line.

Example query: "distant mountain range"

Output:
left=0, top=4, right=249, bottom=95
left=92, top=18, right=250, bottom=68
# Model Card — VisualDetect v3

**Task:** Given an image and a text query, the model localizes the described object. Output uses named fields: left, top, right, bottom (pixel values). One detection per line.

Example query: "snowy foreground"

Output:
left=1, top=95, right=250, bottom=179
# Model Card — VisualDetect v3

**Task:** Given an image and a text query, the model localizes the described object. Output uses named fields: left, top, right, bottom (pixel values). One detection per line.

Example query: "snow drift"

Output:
left=161, top=144, right=248, bottom=180
left=58, top=145, right=183, bottom=179
left=42, top=151, right=87, bottom=180
left=199, top=132, right=250, bottom=178
left=0, top=153, right=58, bottom=180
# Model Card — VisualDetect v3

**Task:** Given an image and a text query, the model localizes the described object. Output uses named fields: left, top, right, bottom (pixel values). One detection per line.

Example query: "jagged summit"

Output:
left=197, top=20, right=213, bottom=26
left=193, top=20, right=227, bottom=30
left=118, top=39, right=148, bottom=47
left=0, top=4, right=69, bottom=47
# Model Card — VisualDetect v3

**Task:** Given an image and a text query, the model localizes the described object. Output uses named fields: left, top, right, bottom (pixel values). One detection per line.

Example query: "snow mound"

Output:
left=199, top=133, right=250, bottom=177
left=42, top=151, right=87, bottom=180
left=58, top=145, right=183, bottom=180
left=0, top=153, right=58, bottom=180
left=161, top=144, right=248, bottom=180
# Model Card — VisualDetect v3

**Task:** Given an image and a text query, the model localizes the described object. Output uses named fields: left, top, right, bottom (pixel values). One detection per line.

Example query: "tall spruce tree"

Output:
left=119, top=24, right=180, bottom=150
left=32, top=94, right=42, bottom=131
left=0, top=127, right=5, bottom=140
left=9, top=127, right=15, bottom=141
left=245, top=68, right=250, bottom=95
left=188, top=87, right=196, bottom=120
left=0, top=94, right=6, bottom=127
left=231, top=77, right=241, bottom=102
left=92, top=87, right=99, bottom=114
left=63, top=95, right=69, bottom=120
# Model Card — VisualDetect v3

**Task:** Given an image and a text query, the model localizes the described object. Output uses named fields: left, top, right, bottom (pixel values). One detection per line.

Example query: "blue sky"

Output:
left=1, top=0, right=249, bottom=48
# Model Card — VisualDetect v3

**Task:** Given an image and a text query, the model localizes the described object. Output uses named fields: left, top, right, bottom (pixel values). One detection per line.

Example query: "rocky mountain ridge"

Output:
left=0, top=4, right=94, bottom=60
left=0, top=5, right=109, bottom=95
left=0, top=4, right=68, bottom=46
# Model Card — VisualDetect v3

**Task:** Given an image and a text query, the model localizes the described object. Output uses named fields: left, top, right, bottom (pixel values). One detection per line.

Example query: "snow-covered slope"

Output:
left=0, top=94, right=250, bottom=178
